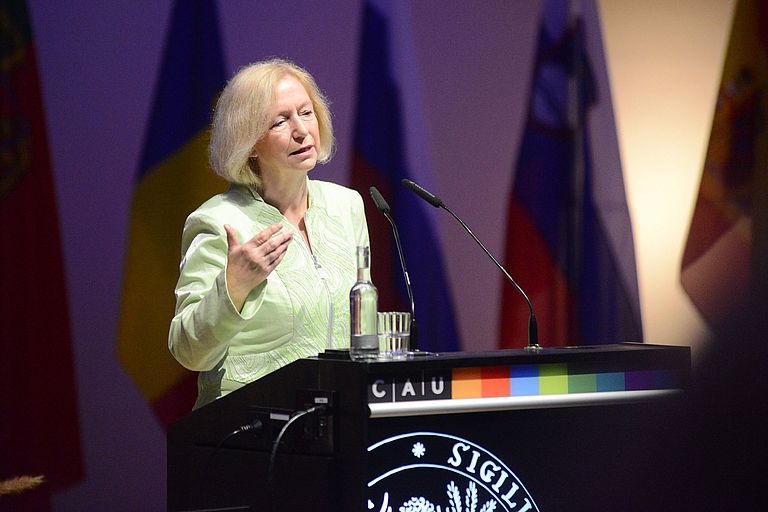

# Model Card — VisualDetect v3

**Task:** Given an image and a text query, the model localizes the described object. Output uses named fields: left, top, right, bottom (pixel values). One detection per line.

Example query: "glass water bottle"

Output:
left=349, top=246, right=378, bottom=361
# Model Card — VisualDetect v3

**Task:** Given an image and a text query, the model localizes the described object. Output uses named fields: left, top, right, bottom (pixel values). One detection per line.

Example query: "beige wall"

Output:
left=598, top=0, right=736, bottom=360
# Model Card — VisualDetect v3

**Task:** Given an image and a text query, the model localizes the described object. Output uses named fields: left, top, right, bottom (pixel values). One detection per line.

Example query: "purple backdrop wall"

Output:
left=24, top=1, right=611, bottom=509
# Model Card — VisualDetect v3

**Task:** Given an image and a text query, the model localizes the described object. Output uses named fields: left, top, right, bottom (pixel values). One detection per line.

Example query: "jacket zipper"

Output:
left=293, top=215, right=334, bottom=349
left=311, top=253, right=334, bottom=349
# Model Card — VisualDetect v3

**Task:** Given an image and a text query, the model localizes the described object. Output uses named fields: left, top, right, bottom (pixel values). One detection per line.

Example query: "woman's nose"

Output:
left=292, top=116, right=308, bottom=138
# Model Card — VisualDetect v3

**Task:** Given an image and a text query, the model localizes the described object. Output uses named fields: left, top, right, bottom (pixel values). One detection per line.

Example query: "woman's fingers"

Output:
left=250, top=229, right=292, bottom=267
left=225, top=223, right=293, bottom=273
left=269, top=244, right=290, bottom=269
left=247, top=223, right=284, bottom=246
left=266, top=232, right=293, bottom=265
left=223, top=223, right=294, bottom=311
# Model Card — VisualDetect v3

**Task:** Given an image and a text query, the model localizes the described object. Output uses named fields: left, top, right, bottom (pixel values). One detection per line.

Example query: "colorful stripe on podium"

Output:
left=367, top=363, right=681, bottom=405
left=451, top=365, right=677, bottom=400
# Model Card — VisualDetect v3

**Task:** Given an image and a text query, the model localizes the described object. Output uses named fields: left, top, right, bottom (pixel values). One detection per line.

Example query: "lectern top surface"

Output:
left=316, top=342, right=689, bottom=372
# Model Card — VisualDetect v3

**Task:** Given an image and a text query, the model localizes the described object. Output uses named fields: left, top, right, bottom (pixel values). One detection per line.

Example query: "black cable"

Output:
left=198, top=419, right=262, bottom=509
left=267, top=404, right=327, bottom=510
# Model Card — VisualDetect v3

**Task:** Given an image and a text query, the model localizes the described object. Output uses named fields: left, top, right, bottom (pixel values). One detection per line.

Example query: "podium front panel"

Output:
left=168, top=343, right=689, bottom=511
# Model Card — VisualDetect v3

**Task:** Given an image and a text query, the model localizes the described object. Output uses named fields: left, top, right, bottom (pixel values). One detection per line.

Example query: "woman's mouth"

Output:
left=290, top=145, right=313, bottom=156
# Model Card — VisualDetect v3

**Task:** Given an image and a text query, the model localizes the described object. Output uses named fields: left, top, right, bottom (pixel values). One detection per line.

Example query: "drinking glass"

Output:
left=377, top=311, right=411, bottom=359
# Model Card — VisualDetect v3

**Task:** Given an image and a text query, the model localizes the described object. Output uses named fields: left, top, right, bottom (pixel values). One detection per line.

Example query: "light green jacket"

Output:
left=168, top=179, right=369, bottom=409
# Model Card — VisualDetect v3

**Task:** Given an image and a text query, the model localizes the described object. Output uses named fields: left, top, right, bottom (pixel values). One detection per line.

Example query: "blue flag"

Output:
left=350, top=0, right=460, bottom=352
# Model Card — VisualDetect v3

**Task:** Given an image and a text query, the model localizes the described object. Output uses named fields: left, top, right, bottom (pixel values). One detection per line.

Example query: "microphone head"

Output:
left=402, top=179, right=443, bottom=208
left=369, top=186, right=391, bottom=214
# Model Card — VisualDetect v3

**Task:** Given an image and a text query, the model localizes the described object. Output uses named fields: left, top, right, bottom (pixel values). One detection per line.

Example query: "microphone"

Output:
left=369, top=186, right=419, bottom=351
left=402, top=179, right=540, bottom=350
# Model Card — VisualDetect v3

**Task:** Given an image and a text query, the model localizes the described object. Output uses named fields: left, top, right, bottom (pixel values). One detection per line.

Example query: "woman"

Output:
left=168, top=59, right=369, bottom=409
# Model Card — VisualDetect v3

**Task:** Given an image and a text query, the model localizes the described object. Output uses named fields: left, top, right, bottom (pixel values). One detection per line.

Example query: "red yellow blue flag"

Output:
left=117, top=0, right=226, bottom=426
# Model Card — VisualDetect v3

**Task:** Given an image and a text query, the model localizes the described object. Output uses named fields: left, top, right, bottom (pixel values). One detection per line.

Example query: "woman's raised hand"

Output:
left=223, top=223, right=293, bottom=311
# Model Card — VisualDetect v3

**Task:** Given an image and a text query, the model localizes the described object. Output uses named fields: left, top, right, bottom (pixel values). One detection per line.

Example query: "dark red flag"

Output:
left=0, top=1, right=83, bottom=509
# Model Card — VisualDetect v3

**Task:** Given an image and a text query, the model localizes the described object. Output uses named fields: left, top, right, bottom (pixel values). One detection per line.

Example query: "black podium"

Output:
left=168, top=343, right=689, bottom=511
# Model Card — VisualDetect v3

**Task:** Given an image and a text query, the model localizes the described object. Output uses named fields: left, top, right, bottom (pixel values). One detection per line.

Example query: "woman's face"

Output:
left=252, top=75, right=320, bottom=180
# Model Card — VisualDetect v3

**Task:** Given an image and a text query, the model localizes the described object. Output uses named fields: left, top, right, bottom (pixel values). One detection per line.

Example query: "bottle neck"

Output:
left=356, top=246, right=371, bottom=282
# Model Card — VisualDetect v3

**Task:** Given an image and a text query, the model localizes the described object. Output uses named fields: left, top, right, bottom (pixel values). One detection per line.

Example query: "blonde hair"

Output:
left=209, top=59, right=335, bottom=188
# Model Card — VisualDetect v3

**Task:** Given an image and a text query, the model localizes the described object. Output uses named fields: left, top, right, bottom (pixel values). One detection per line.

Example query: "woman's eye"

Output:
left=272, top=118, right=287, bottom=129
left=301, top=109, right=314, bottom=117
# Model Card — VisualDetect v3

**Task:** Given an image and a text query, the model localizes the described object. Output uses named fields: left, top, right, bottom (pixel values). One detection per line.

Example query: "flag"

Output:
left=350, top=0, right=460, bottom=352
left=0, top=0, right=83, bottom=508
left=681, top=0, right=768, bottom=332
left=499, top=0, right=643, bottom=348
left=117, top=0, right=227, bottom=427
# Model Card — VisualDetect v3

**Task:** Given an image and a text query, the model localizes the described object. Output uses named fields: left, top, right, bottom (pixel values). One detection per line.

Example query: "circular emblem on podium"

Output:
left=367, top=432, right=540, bottom=512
